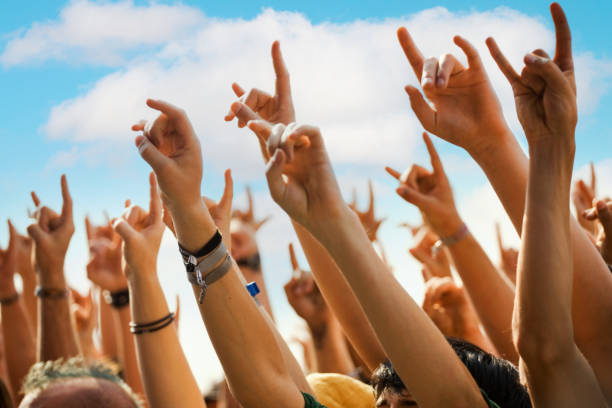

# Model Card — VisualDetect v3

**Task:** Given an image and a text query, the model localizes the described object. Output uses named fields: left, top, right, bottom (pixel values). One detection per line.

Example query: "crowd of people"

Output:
left=0, top=2, right=610, bottom=407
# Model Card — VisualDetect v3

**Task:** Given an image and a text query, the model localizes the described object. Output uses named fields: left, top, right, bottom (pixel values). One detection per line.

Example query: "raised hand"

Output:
left=232, top=186, right=271, bottom=232
left=132, top=100, right=203, bottom=213
left=584, top=199, right=612, bottom=264
left=225, top=41, right=294, bottom=127
left=27, top=175, right=74, bottom=287
left=386, top=133, right=462, bottom=238
left=113, top=173, right=165, bottom=277
left=422, top=277, right=482, bottom=344
left=349, top=181, right=385, bottom=242
left=246, top=120, right=347, bottom=237
left=486, top=3, right=576, bottom=149
left=284, top=243, right=330, bottom=330
left=0, top=221, right=18, bottom=299
left=397, top=27, right=510, bottom=155
left=86, top=217, right=126, bottom=292
left=70, top=288, right=99, bottom=359
left=409, top=228, right=452, bottom=280
left=495, top=223, right=518, bottom=284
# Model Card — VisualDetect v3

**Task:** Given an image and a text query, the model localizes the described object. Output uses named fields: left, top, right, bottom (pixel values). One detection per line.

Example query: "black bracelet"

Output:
left=236, top=253, right=261, bottom=271
left=129, top=312, right=174, bottom=329
left=104, top=289, right=130, bottom=309
left=35, top=286, right=69, bottom=299
left=0, top=293, right=19, bottom=305
left=131, top=313, right=175, bottom=334
left=178, top=230, right=222, bottom=261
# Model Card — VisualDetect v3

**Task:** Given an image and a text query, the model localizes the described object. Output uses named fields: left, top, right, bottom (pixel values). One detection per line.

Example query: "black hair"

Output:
left=371, top=337, right=532, bottom=408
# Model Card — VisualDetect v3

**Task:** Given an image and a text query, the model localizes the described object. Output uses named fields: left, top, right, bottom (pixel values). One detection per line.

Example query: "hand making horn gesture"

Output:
left=232, top=186, right=271, bottom=232
left=386, top=133, right=463, bottom=238
left=486, top=3, right=576, bottom=148
left=284, top=243, right=330, bottom=331
left=572, top=163, right=598, bottom=236
left=85, top=214, right=126, bottom=293
left=495, top=223, right=518, bottom=284
left=27, top=175, right=75, bottom=287
left=225, top=41, right=295, bottom=127
left=397, top=25, right=510, bottom=155
left=349, top=181, right=385, bottom=243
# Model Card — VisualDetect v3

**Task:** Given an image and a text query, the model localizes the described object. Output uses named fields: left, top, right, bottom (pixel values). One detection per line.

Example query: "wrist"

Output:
left=431, top=214, right=464, bottom=239
left=38, top=266, right=67, bottom=289
left=171, top=201, right=217, bottom=253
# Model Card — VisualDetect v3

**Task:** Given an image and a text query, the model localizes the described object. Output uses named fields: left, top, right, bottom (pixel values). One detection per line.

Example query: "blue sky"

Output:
left=1, top=0, right=611, bottom=387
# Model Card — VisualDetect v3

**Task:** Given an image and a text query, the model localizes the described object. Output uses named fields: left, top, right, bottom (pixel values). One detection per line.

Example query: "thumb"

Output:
left=265, top=149, right=288, bottom=205
left=27, top=224, right=45, bottom=243
left=112, top=218, right=137, bottom=244
left=135, top=136, right=170, bottom=174
left=595, top=200, right=612, bottom=235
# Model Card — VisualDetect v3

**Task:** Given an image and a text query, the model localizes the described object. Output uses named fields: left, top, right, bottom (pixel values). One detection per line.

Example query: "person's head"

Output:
left=371, top=338, right=531, bottom=408
left=19, top=358, right=142, bottom=408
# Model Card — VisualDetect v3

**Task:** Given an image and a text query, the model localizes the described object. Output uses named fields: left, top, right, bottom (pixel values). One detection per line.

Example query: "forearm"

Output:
left=318, top=209, right=485, bottom=407
left=173, top=203, right=303, bottom=407
left=1, top=298, right=35, bottom=401
left=18, top=267, right=38, bottom=336
left=128, top=271, right=204, bottom=408
left=474, top=131, right=612, bottom=343
left=117, top=304, right=145, bottom=399
left=99, top=290, right=120, bottom=361
left=517, top=145, right=574, bottom=359
left=447, top=229, right=517, bottom=362
left=239, top=265, right=274, bottom=320
left=292, top=221, right=385, bottom=371
left=309, top=317, right=355, bottom=375
left=37, top=269, right=79, bottom=361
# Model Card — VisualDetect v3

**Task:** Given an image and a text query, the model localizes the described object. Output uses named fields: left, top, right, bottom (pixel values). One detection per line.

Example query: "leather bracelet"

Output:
left=104, top=289, right=130, bottom=309
left=236, top=253, right=261, bottom=271
left=35, top=286, right=69, bottom=299
left=180, top=238, right=233, bottom=303
left=0, top=293, right=19, bottom=305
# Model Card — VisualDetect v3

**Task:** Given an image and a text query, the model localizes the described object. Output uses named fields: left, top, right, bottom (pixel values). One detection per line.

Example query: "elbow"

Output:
left=513, top=322, right=575, bottom=368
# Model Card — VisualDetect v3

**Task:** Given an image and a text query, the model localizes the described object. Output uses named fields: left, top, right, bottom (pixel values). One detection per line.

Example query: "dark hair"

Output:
left=371, top=337, right=532, bottom=408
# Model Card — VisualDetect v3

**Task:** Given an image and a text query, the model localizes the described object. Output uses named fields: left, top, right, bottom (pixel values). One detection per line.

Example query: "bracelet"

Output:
left=236, top=253, right=261, bottom=271
left=0, top=293, right=19, bottom=305
left=178, top=230, right=222, bottom=261
left=104, top=289, right=130, bottom=309
left=130, top=312, right=175, bottom=334
left=35, top=286, right=69, bottom=299
left=432, top=223, right=469, bottom=256
left=179, top=233, right=232, bottom=304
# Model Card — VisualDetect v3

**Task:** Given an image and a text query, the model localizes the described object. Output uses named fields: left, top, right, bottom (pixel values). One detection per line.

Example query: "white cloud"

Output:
left=1, top=0, right=205, bottom=66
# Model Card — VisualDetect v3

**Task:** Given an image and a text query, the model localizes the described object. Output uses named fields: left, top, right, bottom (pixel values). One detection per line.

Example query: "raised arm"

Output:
left=85, top=216, right=144, bottom=397
left=132, top=99, right=307, bottom=408
left=111, top=173, right=205, bottom=408
left=13, top=228, right=37, bottom=335
left=398, top=5, right=612, bottom=398
left=285, top=243, right=354, bottom=375
left=227, top=41, right=387, bottom=372
left=27, top=175, right=79, bottom=361
left=0, top=221, right=35, bottom=402
left=510, top=22, right=606, bottom=406
left=245, top=119, right=487, bottom=407
left=386, top=134, right=517, bottom=362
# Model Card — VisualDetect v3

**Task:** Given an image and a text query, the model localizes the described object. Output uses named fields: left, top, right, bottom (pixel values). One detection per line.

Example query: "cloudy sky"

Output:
left=1, top=0, right=612, bottom=390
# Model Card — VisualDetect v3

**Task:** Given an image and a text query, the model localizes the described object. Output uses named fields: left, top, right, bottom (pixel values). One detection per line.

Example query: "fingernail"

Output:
left=137, top=137, right=149, bottom=154
left=436, top=77, right=445, bottom=87
left=397, top=187, right=408, bottom=195
left=422, top=78, right=434, bottom=87
left=525, top=53, right=548, bottom=64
